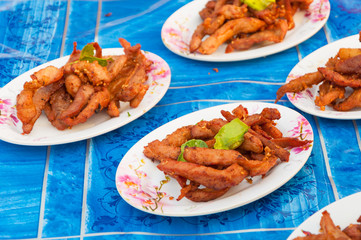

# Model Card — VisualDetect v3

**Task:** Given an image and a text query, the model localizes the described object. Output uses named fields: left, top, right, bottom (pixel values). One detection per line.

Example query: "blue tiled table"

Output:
left=0, top=0, right=360, bottom=239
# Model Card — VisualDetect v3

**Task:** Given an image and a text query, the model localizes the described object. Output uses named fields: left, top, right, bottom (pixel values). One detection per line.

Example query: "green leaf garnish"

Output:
left=79, top=44, right=111, bottom=67
left=241, top=0, right=275, bottom=11
left=214, top=118, right=249, bottom=150
left=178, top=139, right=208, bottom=162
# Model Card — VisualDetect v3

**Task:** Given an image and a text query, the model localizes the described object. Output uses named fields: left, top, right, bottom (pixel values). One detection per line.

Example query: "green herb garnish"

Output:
left=214, top=118, right=249, bottom=150
left=178, top=139, right=208, bottom=162
left=241, top=0, right=275, bottom=11
left=79, top=44, right=111, bottom=67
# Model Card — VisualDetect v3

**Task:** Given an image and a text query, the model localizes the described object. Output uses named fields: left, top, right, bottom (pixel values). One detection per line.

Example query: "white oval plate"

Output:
left=286, top=34, right=361, bottom=119
left=115, top=102, right=314, bottom=217
left=0, top=49, right=171, bottom=146
left=161, top=0, right=330, bottom=62
left=287, top=191, right=361, bottom=239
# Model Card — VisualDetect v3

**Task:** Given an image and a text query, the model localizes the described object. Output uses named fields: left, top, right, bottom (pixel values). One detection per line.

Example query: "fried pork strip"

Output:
left=62, top=87, right=111, bottom=127
left=44, top=87, right=71, bottom=130
left=183, top=147, right=249, bottom=166
left=239, top=132, right=263, bottom=153
left=318, top=67, right=361, bottom=88
left=198, top=17, right=266, bottom=55
left=225, top=19, right=287, bottom=53
left=248, top=129, right=290, bottom=162
left=20, top=80, right=65, bottom=134
left=333, top=88, right=361, bottom=111
left=185, top=187, right=230, bottom=202
left=314, top=80, right=345, bottom=110
left=271, top=137, right=312, bottom=148
left=161, top=125, right=193, bottom=147
left=157, top=160, right=248, bottom=190
left=275, top=71, right=324, bottom=103
left=335, top=54, right=361, bottom=75
left=143, top=140, right=181, bottom=162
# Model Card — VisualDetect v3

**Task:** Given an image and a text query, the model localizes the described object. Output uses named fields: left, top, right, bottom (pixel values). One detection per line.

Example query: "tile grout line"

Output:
left=353, top=120, right=361, bottom=153
left=314, top=116, right=339, bottom=200
left=94, top=0, right=102, bottom=43
left=37, top=146, right=51, bottom=239
left=80, top=139, right=91, bottom=240
left=37, top=0, right=72, bottom=238
left=15, top=227, right=296, bottom=240
left=169, top=80, right=284, bottom=89
left=156, top=99, right=285, bottom=107
left=59, top=0, right=71, bottom=57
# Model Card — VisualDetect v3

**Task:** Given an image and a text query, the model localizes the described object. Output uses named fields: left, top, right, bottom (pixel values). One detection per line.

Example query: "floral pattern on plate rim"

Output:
left=0, top=98, right=18, bottom=126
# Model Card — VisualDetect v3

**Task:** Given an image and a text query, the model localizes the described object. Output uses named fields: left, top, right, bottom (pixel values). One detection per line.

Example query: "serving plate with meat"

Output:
left=115, top=102, right=313, bottom=216
left=161, top=0, right=330, bottom=62
left=0, top=40, right=171, bottom=145
left=278, top=34, right=361, bottom=119
left=287, top=191, right=361, bottom=239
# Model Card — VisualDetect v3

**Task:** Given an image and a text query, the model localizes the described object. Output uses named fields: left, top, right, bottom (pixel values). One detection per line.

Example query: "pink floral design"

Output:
left=305, top=0, right=330, bottom=23
left=288, top=89, right=314, bottom=102
left=117, top=162, right=172, bottom=212
left=163, top=23, right=190, bottom=53
left=146, top=54, right=171, bottom=83
left=288, top=115, right=313, bottom=153
left=0, top=98, right=18, bottom=126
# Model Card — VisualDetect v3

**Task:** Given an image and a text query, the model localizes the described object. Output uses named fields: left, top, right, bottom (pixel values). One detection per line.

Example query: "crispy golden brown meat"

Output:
left=275, top=71, right=324, bottom=103
left=314, top=80, right=345, bottom=110
left=161, top=125, right=193, bottom=147
left=146, top=103, right=311, bottom=202
left=271, top=137, right=312, bottom=148
left=157, top=160, right=249, bottom=190
left=183, top=147, right=249, bottom=166
left=185, top=187, right=230, bottom=202
left=333, top=88, right=361, bottom=111
left=144, top=140, right=181, bottom=162
left=20, top=80, right=65, bottom=134
left=198, top=17, right=266, bottom=55
left=225, top=19, right=287, bottom=53
left=16, top=38, right=152, bottom=134
left=318, top=67, right=361, bottom=88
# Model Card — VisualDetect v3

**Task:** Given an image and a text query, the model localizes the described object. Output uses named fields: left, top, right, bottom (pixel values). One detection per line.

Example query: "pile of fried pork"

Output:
left=190, top=0, right=313, bottom=54
left=16, top=38, right=152, bottom=134
left=293, top=211, right=361, bottom=240
left=275, top=33, right=361, bottom=111
left=144, top=104, right=312, bottom=202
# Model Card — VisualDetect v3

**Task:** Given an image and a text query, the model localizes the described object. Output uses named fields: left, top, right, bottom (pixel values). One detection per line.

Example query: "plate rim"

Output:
left=161, top=0, right=330, bottom=62
left=0, top=48, right=171, bottom=146
left=287, top=191, right=361, bottom=239
left=286, top=34, right=361, bottom=120
left=115, top=101, right=314, bottom=217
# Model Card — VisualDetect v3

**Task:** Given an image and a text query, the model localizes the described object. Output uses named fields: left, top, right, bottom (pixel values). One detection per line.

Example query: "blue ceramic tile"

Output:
left=0, top=0, right=67, bottom=87
left=0, top=142, right=47, bottom=238
left=326, top=0, right=361, bottom=41
left=84, top=229, right=292, bottom=240
left=41, top=141, right=87, bottom=238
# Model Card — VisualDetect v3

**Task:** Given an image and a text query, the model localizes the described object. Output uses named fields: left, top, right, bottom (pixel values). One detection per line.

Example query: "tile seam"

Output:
left=156, top=99, right=285, bottom=107
left=314, top=116, right=339, bottom=200
left=59, top=0, right=71, bottom=57
left=80, top=139, right=91, bottom=240
left=94, top=0, right=102, bottom=43
left=353, top=120, right=361, bottom=153
left=37, top=146, right=51, bottom=239
left=169, top=80, right=284, bottom=89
